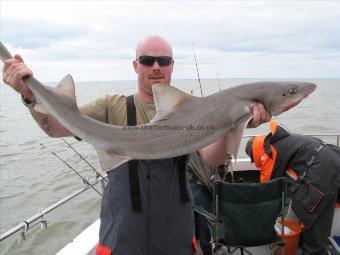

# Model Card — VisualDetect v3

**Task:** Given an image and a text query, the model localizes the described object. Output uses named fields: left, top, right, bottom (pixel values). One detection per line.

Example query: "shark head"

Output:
left=265, top=82, right=317, bottom=116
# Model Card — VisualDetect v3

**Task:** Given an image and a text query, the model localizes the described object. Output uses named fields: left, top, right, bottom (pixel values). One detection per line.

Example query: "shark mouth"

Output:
left=282, top=98, right=303, bottom=113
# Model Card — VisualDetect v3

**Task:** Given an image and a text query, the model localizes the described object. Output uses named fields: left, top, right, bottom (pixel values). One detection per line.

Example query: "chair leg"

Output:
left=240, top=248, right=244, bottom=255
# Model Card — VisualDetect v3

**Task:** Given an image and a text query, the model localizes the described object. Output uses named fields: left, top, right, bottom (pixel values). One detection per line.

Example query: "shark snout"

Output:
left=272, top=82, right=317, bottom=116
left=302, top=82, right=317, bottom=97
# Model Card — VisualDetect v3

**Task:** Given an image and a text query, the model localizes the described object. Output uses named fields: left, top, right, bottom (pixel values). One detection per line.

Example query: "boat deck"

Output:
left=56, top=159, right=340, bottom=255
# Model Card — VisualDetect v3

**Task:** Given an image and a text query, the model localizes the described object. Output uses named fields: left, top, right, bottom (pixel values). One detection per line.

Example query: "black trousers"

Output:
left=300, top=192, right=337, bottom=255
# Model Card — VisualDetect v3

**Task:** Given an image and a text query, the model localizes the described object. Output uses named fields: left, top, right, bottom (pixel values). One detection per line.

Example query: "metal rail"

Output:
left=243, top=134, right=340, bottom=146
left=303, top=134, right=340, bottom=146
left=0, top=178, right=105, bottom=242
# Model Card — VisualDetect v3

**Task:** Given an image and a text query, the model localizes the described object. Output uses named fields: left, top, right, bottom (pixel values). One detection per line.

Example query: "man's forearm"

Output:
left=29, top=108, right=73, bottom=137
left=199, top=136, right=228, bottom=167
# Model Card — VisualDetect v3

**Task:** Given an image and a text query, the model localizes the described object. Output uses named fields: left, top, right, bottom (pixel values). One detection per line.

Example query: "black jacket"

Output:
left=267, top=125, right=340, bottom=228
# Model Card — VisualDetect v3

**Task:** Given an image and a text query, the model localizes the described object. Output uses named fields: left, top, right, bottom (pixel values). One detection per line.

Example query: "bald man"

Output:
left=2, top=35, right=270, bottom=254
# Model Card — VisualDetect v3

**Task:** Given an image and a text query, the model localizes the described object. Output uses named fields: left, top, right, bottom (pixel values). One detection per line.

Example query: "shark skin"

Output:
left=0, top=42, right=317, bottom=171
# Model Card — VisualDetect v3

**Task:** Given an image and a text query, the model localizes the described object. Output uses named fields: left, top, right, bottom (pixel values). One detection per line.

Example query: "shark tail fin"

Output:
left=34, top=74, right=77, bottom=113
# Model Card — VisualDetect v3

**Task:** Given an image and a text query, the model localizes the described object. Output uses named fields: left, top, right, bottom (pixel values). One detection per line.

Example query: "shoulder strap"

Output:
left=126, top=95, right=142, bottom=212
left=126, top=95, right=189, bottom=208
left=126, top=95, right=137, bottom=126
left=177, top=155, right=191, bottom=203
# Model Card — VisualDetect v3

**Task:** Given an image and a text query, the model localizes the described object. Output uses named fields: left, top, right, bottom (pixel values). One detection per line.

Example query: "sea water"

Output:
left=0, top=78, right=339, bottom=254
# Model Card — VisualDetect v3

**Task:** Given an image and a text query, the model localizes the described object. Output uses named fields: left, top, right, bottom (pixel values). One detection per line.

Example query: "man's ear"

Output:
left=133, top=60, right=138, bottom=73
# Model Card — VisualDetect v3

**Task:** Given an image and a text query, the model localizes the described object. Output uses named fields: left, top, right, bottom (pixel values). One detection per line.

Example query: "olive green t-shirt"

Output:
left=80, top=94, right=156, bottom=126
left=80, top=92, right=215, bottom=189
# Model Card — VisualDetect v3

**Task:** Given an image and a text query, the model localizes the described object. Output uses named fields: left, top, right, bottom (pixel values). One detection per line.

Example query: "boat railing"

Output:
left=1, top=133, right=339, bottom=243
left=304, top=134, right=340, bottom=146
left=243, top=134, right=340, bottom=147
left=0, top=177, right=106, bottom=243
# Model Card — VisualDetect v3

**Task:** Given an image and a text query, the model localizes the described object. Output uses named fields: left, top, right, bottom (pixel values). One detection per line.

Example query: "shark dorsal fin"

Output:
left=151, top=84, right=192, bottom=122
left=56, top=74, right=76, bottom=102
left=34, top=74, right=77, bottom=114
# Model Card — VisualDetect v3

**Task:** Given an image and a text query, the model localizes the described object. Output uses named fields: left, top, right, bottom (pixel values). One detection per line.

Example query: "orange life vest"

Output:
left=252, top=135, right=277, bottom=182
left=252, top=120, right=298, bottom=182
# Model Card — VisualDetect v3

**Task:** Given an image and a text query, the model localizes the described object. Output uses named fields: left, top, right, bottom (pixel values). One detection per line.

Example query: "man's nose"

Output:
left=151, top=60, right=161, bottom=70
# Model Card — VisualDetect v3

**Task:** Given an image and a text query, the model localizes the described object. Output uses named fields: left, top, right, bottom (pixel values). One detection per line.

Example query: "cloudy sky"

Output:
left=1, top=1, right=339, bottom=81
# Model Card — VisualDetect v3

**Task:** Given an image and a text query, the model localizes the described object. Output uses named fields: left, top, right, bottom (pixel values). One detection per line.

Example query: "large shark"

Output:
left=0, top=42, right=316, bottom=171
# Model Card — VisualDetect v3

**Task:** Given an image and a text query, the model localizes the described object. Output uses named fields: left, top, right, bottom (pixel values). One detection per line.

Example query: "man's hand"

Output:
left=2, top=54, right=35, bottom=101
left=247, top=103, right=271, bottom=128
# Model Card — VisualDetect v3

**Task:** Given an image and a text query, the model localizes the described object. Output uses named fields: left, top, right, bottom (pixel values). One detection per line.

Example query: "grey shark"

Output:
left=0, top=42, right=316, bottom=171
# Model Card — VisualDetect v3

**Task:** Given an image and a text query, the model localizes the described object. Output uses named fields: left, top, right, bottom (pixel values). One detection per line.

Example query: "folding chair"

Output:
left=194, top=177, right=287, bottom=255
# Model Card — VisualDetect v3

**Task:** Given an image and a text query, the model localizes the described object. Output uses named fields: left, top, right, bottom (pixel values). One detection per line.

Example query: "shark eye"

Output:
left=288, top=88, right=297, bottom=95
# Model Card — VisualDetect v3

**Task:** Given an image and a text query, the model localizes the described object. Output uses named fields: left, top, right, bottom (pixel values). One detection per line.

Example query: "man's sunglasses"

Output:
left=137, top=55, right=173, bottom=67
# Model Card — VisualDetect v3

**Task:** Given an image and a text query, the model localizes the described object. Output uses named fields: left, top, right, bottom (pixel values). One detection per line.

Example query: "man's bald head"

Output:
left=133, top=35, right=174, bottom=101
left=136, top=35, right=173, bottom=58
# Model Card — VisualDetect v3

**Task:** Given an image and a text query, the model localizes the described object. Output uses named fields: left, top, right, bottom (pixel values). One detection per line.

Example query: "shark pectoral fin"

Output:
left=95, top=148, right=131, bottom=172
left=225, top=115, right=253, bottom=160
left=150, top=84, right=194, bottom=122
left=34, top=98, right=49, bottom=114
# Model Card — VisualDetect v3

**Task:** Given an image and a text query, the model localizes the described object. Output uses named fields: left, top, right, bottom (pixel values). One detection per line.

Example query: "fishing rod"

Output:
left=62, top=138, right=107, bottom=183
left=191, top=47, right=233, bottom=182
left=191, top=43, right=235, bottom=183
left=191, top=43, right=231, bottom=182
left=192, top=43, right=204, bottom=97
left=40, top=143, right=103, bottom=196
left=217, top=72, right=222, bottom=92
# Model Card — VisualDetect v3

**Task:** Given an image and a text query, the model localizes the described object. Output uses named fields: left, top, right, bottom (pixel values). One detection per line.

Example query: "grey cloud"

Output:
left=1, top=17, right=88, bottom=49
left=1, top=1, right=339, bottom=79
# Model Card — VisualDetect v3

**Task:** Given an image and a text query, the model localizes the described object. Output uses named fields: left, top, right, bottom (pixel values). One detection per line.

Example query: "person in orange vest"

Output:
left=245, top=120, right=340, bottom=255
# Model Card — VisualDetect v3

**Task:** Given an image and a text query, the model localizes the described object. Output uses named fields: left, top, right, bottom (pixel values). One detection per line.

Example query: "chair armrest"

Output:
left=193, top=205, right=217, bottom=222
